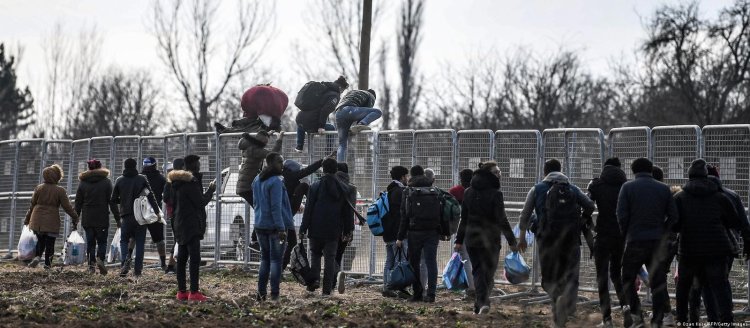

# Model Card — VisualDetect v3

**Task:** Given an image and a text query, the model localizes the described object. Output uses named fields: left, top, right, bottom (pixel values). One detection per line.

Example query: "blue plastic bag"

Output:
left=442, top=252, right=469, bottom=290
left=387, top=247, right=416, bottom=290
left=504, top=251, right=531, bottom=285
left=512, top=223, right=535, bottom=247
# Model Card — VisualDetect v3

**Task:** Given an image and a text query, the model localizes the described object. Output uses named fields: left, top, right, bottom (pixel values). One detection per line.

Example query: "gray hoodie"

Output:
left=518, top=172, right=594, bottom=232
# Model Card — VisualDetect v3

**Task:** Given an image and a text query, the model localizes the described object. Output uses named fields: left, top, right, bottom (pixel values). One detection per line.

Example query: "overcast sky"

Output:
left=0, top=0, right=734, bottom=104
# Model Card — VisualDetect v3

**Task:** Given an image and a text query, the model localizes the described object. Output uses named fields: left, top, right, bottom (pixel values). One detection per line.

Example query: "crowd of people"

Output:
left=17, top=74, right=750, bottom=327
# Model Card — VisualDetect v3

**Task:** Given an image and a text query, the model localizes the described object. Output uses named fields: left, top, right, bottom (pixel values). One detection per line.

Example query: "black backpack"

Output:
left=289, top=243, right=314, bottom=286
left=542, top=182, right=581, bottom=240
left=405, top=187, right=444, bottom=233
left=294, top=81, right=329, bottom=111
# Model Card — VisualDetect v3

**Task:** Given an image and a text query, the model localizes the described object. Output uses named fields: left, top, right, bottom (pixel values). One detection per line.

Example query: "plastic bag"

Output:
left=134, top=189, right=159, bottom=225
left=173, top=243, right=179, bottom=259
left=63, top=231, right=86, bottom=265
left=504, top=251, right=531, bottom=285
left=512, top=223, right=535, bottom=247
left=442, top=252, right=468, bottom=290
left=17, top=225, right=37, bottom=261
left=107, top=228, right=121, bottom=263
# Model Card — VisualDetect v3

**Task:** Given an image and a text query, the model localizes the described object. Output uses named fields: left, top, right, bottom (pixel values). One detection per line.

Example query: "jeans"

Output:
left=120, top=216, right=147, bottom=274
left=84, top=226, right=108, bottom=265
left=678, top=256, right=733, bottom=324
left=176, top=238, right=201, bottom=292
left=593, top=235, right=626, bottom=322
left=539, top=237, right=580, bottom=327
left=335, top=106, right=382, bottom=162
left=296, top=123, right=335, bottom=149
left=622, top=240, right=669, bottom=326
left=467, top=244, right=501, bottom=312
left=407, top=230, right=439, bottom=298
left=257, top=229, right=286, bottom=297
left=383, top=240, right=407, bottom=291
left=309, top=238, right=338, bottom=294
left=34, top=232, right=56, bottom=267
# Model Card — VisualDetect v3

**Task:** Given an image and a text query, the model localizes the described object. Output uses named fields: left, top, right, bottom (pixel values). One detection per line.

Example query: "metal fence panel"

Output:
left=165, top=134, right=187, bottom=164
left=496, top=130, right=542, bottom=205
left=0, top=141, right=17, bottom=195
left=90, top=137, right=114, bottom=176
left=43, top=141, right=73, bottom=243
left=16, top=140, right=44, bottom=195
left=457, top=130, right=494, bottom=178
left=542, top=129, right=566, bottom=165
left=651, top=126, right=701, bottom=188
left=608, top=127, right=651, bottom=180
left=1, top=197, right=12, bottom=254
left=280, top=132, right=310, bottom=165
left=347, top=131, right=375, bottom=201
left=186, top=132, right=218, bottom=261
left=70, top=139, right=90, bottom=193
left=565, top=129, right=606, bottom=194
left=414, top=130, right=455, bottom=190
left=216, top=133, right=246, bottom=264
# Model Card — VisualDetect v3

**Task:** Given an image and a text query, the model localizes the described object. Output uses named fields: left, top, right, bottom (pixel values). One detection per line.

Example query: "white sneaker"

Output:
left=662, top=313, right=675, bottom=327
left=337, top=271, right=346, bottom=294
left=349, top=124, right=370, bottom=134
left=597, top=319, right=613, bottom=328
left=28, top=256, right=41, bottom=268
left=477, top=305, right=490, bottom=315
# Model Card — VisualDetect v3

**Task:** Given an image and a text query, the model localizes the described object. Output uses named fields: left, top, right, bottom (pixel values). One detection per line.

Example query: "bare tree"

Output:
left=151, top=0, right=275, bottom=132
left=396, top=0, right=424, bottom=129
left=376, top=41, right=393, bottom=130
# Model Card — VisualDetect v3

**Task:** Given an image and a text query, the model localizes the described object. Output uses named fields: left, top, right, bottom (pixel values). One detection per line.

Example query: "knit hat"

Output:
left=173, top=158, right=185, bottom=170
left=707, top=164, right=720, bottom=178
left=143, top=157, right=156, bottom=167
left=367, top=88, right=377, bottom=99
left=87, top=159, right=102, bottom=170
left=334, top=76, right=349, bottom=90
left=283, top=159, right=302, bottom=173
left=410, top=165, right=424, bottom=177
left=604, top=157, right=621, bottom=168
left=124, top=158, right=137, bottom=169
left=688, top=159, right=708, bottom=178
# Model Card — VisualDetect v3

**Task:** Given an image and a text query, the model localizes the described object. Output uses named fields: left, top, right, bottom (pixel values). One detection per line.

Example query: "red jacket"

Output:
left=449, top=185, right=466, bottom=204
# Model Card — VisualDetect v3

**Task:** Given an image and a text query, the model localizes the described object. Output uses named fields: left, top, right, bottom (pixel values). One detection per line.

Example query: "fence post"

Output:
left=369, top=131, right=379, bottom=279
left=5, top=141, right=19, bottom=257
left=214, top=132, right=222, bottom=266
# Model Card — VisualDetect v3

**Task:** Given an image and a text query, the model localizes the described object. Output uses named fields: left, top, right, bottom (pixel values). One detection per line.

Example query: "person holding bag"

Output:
left=24, top=164, right=79, bottom=270
left=75, top=159, right=120, bottom=275
left=453, top=162, right=518, bottom=315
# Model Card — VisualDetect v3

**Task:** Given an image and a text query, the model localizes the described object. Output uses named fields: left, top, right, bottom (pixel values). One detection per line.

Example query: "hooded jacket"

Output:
left=381, top=180, right=405, bottom=243
left=236, top=133, right=283, bottom=194
left=282, top=159, right=323, bottom=214
left=673, top=177, right=741, bottom=257
left=169, top=170, right=210, bottom=244
left=142, top=167, right=166, bottom=205
left=336, top=171, right=358, bottom=229
left=111, top=167, right=160, bottom=219
left=75, top=168, right=120, bottom=228
left=709, top=176, right=750, bottom=256
left=25, top=165, right=79, bottom=234
left=455, top=169, right=517, bottom=249
left=252, top=166, right=294, bottom=232
left=336, top=90, right=375, bottom=111
left=518, top=172, right=595, bottom=233
left=396, top=175, right=437, bottom=240
left=295, top=82, right=342, bottom=132
left=300, top=174, right=352, bottom=240
left=616, top=172, right=678, bottom=243
left=587, top=165, right=627, bottom=238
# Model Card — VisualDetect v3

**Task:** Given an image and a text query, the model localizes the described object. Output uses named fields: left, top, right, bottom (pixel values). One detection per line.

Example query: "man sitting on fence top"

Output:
left=616, top=158, right=677, bottom=328
left=517, top=159, right=595, bottom=328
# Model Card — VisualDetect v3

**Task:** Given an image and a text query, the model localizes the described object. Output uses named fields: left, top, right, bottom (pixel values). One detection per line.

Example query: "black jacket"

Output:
left=142, top=168, right=166, bottom=205
left=382, top=181, right=405, bottom=243
left=397, top=175, right=435, bottom=240
left=587, top=165, right=627, bottom=238
left=295, top=82, right=341, bottom=132
left=708, top=176, right=750, bottom=256
left=673, top=178, right=742, bottom=257
left=455, top=169, right=517, bottom=249
left=336, top=171, right=358, bottom=227
left=283, top=159, right=323, bottom=213
left=75, top=168, right=121, bottom=228
left=111, top=168, right=160, bottom=218
left=169, top=170, right=212, bottom=244
left=336, top=90, right=375, bottom=111
left=300, top=174, right=353, bottom=241
left=616, top=173, right=678, bottom=243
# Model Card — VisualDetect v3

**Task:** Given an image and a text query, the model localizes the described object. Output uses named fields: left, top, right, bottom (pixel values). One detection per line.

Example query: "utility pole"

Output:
left=358, top=0, right=373, bottom=89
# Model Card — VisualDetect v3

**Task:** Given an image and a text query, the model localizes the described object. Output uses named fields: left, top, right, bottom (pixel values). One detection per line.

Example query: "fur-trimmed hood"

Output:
left=167, top=170, right=194, bottom=184
left=42, top=164, right=64, bottom=184
left=79, top=168, right=110, bottom=182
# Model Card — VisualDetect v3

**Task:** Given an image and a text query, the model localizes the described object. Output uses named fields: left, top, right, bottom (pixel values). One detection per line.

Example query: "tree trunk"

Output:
left=358, top=0, right=373, bottom=90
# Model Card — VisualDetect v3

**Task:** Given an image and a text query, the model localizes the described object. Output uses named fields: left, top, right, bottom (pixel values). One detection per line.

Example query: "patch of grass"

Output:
left=114, top=301, right=141, bottom=313
left=100, top=285, right=128, bottom=300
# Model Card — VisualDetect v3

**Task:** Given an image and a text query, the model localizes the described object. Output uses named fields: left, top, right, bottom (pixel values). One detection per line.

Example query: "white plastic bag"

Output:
left=107, top=228, right=121, bottom=263
left=63, top=231, right=86, bottom=265
left=134, top=189, right=159, bottom=225
left=17, top=226, right=37, bottom=261
left=173, top=243, right=179, bottom=258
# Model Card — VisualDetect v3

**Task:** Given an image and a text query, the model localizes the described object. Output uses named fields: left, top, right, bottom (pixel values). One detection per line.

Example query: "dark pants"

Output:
left=281, top=229, right=297, bottom=272
left=84, top=226, right=108, bottom=266
left=176, top=238, right=201, bottom=293
left=622, top=240, right=669, bottom=326
left=688, top=256, right=733, bottom=322
left=593, top=235, right=626, bottom=322
left=296, top=123, right=335, bottom=149
left=332, top=238, right=348, bottom=287
left=34, top=232, right=56, bottom=267
left=120, top=215, right=146, bottom=274
left=678, top=256, right=733, bottom=324
left=309, top=238, right=338, bottom=294
left=539, top=237, right=581, bottom=327
left=407, top=230, right=439, bottom=298
left=467, top=244, right=501, bottom=312
left=146, top=222, right=165, bottom=243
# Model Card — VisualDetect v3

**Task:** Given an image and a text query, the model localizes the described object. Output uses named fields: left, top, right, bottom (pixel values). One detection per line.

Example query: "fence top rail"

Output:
left=608, top=126, right=651, bottom=134
left=72, top=139, right=90, bottom=144
left=377, top=129, right=415, bottom=135
left=496, top=129, right=542, bottom=136
left=702, top=124, right=750, bottom=131
left=165, top=133, right=186, bottom=138
left=113, top=135, right=141, bottom=140
left=0, top=140, right=17, bottom=145
left=90, top=136, right=114, bottom=142
left=652, top=125, right=701, bottom=132
left=542, top=128, right=567, bottom=134
left=43, top=139, right=73, bottom=143
left=139, top=135, right=165, bottom=140
left=186, top=132, right=216, bottom=138
left=413, top=129, right=455, bottom=134
left=17, top=138, right=45, bottom=143
left=457, top=129, right=494, bottom=135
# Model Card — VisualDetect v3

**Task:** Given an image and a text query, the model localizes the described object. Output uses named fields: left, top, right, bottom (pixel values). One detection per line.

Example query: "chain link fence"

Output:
left=2, top=125, right=750, bottom=305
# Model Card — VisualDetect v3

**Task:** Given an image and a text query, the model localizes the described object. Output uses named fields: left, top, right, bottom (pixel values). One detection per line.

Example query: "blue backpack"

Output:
left=366, top=192, right=389, bottom=236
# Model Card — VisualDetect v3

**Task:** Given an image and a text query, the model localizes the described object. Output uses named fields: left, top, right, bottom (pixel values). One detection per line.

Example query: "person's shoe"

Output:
left=43, top=264, right=51, bottom=270
left=396, top=290, right=412, bottom=300
left=214, top=122, right=227, bottom=134
left=294, top=146, right=304, bottom=153
left=96, top=259, right=108, bottom=275
left=255, top=292, right=266, bottom=302
left=628, top=313, right=644, bottom=328
left=662, top=313, right=675, bottom=327
left=423, top=294, right=436, bottom=303
left=623, top=308, right=634, bottom=328
left=165, top=265, right=175, bottom=274
left=337, top=272, right=346, bottom=294
left=270, top=294, right=280, bottom=301
left=597, top=319, right=614, bottom=328
left=188, top=292, right=208, bottom=302
left=477, top=305, right=490, bottom=315
left=409, top=294, right=423, bottom=303
left=321, top=291, right=332, bottom=297
left=88, top=265, right=96, bottom=274
left=133, top=271, right=142, bottom=278
left=28, top=256, right=41, bottom=268
left=382, top=290, right=398, bottom=298
left=120, top=258, right=132, bottom=277
left=349, top=123, right=370, bottom=135
left=306, top=281, right=320, bottom=292
left=176, top=291, right=189, bottom=301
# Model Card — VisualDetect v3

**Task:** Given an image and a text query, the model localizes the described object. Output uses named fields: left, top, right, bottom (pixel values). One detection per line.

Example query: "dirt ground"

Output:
left=0, top=259, right=701, bottom=328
